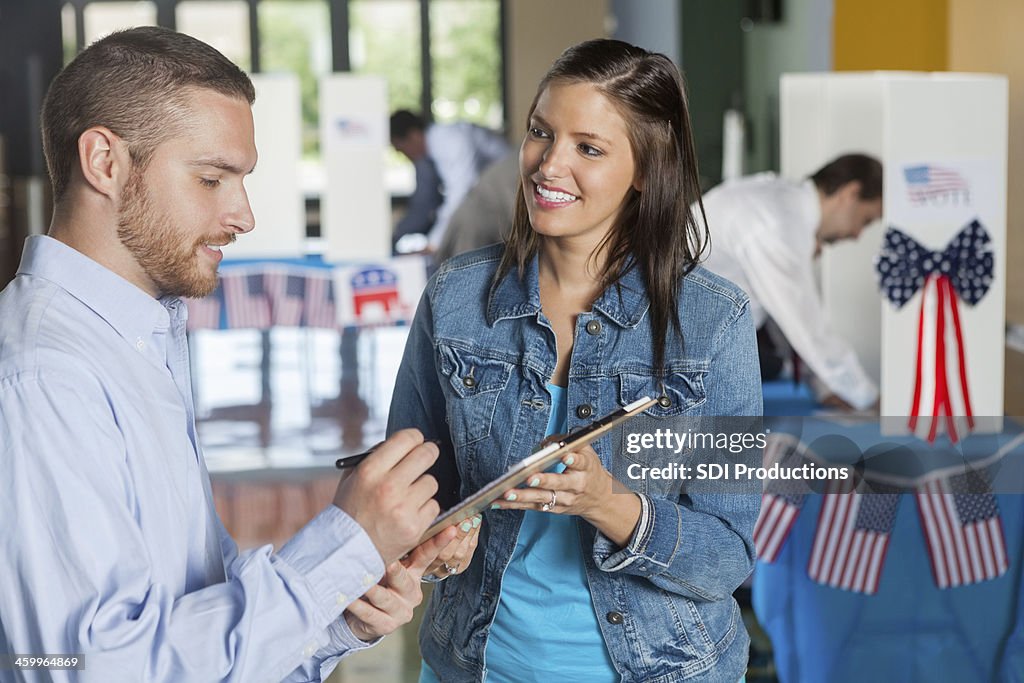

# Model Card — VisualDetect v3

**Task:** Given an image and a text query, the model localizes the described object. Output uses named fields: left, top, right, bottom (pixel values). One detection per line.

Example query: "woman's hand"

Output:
left=422, top=514, right=482, bottom=579
left=492, top=445, right=642, bottom=547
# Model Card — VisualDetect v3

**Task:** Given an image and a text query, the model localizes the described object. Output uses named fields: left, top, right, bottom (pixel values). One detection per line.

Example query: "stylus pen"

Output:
left=335, top=439, right=441, bottom=469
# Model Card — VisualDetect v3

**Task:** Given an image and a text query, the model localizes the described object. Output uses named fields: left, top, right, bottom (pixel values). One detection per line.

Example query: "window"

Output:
left=82, top=1, right=157, bottom=45
left=259, top=1, right=332, bottom=158
left=177, top=1, right=251, bottom=71
left=350, top=0, right=422, bottom=114
left=430, top=0, right=502, bottom=127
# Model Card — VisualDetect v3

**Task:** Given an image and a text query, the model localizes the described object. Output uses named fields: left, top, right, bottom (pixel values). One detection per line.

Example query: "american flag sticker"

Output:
left=915, top=472, right=1009, bottom=589
left=807, top=480, right=902, bottom=594
left=903, top=165, right=970, bottom=204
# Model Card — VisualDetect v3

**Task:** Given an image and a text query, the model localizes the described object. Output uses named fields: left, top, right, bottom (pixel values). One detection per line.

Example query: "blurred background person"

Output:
left=700, top=153, right=883, bottom=411
left=389, top=109, right=509, bottom=254
left=434, top=153, right=519, bottom=264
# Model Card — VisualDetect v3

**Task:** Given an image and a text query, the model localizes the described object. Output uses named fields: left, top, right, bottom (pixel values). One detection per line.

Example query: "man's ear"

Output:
left=77, top=126, right=131, bottom=199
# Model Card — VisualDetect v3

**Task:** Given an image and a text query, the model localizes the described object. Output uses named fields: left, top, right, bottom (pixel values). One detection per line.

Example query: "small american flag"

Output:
left=303, top=272, right=337, bottom=329
left=265, top=270, right=306, bottom=327
left=904, top=165, right=969, bottom=203
left=223, top=272, right=272, bottom=329
left=753, top=435, right=808, bottom=562
left=807, top=480, right=902, bottom=594
left=915, top=472, right=1008, bottom=589
left=754, top=491, right=807, bottom=562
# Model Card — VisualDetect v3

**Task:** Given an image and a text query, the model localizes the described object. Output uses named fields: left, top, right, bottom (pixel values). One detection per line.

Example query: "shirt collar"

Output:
left=486, top=252, right=650, bottom=328
left=17, top=235, right=176, bottom=345
left=798, top=178, right=823, bottom=241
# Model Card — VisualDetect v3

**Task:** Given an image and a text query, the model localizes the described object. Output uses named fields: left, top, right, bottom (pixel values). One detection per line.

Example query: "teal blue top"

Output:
left=421, top=384, right=617, bottom=682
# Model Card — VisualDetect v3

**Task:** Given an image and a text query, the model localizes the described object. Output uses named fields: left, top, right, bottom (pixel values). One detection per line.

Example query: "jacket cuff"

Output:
left=593, top=494, right=675, bottom=574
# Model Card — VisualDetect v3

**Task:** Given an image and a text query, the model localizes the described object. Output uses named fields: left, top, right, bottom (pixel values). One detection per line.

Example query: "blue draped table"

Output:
left=756, top=380, right=1024, bottom=682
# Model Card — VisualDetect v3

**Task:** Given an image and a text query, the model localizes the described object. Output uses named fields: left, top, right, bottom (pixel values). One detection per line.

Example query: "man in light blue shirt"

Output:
left=0, top=27, right=456, bottom=681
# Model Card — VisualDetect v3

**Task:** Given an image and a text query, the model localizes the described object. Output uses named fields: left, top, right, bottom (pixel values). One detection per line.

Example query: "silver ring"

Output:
left=442, top=561, right=458, bottom=575
left=541, top=490, right=557, bottom=512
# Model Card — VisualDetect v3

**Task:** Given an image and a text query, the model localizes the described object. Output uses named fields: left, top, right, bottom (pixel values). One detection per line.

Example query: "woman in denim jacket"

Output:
left=388, top=39, right=762, bottom=683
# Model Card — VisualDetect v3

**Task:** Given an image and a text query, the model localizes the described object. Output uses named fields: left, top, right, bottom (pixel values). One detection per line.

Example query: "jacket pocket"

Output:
left=437, top=344, right=513, bottom=448
left=615, top=370, right=708, bottom=498
left=618, top=368, right=707, bottom=417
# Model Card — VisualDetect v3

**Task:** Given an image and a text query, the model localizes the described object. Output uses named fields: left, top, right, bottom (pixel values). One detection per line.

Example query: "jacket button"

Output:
left=462, top=376, right=477, bottom=388
left=576, top=404, right=593, bottom=419
left=585, top=320, right=602, bottom=335
left=658, top=395, right=672, bottom=408
left=606, top=611, right=625, bottom=625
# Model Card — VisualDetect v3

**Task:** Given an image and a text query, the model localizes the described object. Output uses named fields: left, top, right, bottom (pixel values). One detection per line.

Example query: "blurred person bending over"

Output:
left=0, top=27, right=463, bottom=682
left=434, top=153, right=519, bottom=263
left=390, top=110, right=509, bottom=253
left=700, top=154, right=883, bottom=410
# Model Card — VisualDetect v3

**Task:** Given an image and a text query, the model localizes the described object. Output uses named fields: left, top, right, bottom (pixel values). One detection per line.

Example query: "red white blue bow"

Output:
left=875, top=220, right=994, bottom=443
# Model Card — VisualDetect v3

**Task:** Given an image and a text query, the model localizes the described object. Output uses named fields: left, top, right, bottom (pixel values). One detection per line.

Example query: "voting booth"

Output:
left=753, top=72, right=1018, bottom=683
left=320, top=73, right=391, bottom=263
left=232, top=73, right=305, bottom=259
left=780, top=72, right=1007, bottom=433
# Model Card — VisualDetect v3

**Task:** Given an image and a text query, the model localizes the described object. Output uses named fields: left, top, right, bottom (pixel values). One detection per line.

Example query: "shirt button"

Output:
left=303, top=642, right=316, bottom=657
left=585, top=319, right=602, bottom=335
left=606, top=611, right=625, bottom=625
left=135, top=338, right=145, bottom=351
left=462, top=376, right=477, bottom=388
left=362, top=573, right=375, bottom=587
left=576, top=404, right=593, bottom=419
left=658, top=395, right=672, bottom=408
left=336, top=592, right=348, bottom=605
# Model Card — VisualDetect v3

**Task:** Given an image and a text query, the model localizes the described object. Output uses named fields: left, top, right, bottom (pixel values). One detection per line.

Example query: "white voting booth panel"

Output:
left=781, top=72, right=1007, bottom=426
left=234, top=73, right=305, bottom=258
left=320, top=75, right=390, bottom=262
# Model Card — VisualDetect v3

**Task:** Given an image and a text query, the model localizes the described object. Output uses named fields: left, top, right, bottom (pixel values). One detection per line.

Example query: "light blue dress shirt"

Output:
left=0, top=236, right=384, bottom=682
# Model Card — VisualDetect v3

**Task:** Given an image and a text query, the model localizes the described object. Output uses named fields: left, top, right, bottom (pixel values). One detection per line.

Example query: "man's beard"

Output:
left=116, top=170, right=219, bottom=299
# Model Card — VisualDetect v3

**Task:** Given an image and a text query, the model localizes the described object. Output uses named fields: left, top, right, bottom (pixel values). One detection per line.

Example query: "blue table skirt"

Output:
left=757, top=379, right=1024, bottom=682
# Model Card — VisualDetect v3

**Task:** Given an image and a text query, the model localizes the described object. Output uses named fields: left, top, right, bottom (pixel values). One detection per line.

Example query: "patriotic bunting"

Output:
left=752, top=437, right=1011, bottom=593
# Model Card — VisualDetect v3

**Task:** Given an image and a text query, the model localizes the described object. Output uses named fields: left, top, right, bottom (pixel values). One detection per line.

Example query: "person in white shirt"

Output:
left=390, top=110, right=509, bottom=252
left=700, top=154, right=883, bottom=410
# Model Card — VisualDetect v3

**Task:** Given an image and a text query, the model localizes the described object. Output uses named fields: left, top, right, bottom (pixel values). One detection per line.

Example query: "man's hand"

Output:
left=343, top=527, right=457, bottom=641
left=333, top=429, right=442, bottom=564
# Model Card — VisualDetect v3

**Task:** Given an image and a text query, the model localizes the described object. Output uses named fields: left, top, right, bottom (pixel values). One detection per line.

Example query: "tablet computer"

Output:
left=419, top=396, right=658, bottom=542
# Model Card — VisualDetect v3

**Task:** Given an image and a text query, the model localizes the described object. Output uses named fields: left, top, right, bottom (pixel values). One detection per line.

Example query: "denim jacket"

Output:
left=388, top=245, right=762, bottom=683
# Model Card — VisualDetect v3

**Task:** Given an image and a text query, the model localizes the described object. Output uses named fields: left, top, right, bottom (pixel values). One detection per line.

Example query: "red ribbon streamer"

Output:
left=908, top=274, right=975, bottom=444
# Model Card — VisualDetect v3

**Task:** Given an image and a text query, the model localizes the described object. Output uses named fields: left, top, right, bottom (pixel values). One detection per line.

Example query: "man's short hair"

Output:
left=41, top=26, right=256, bottom=201
left=810, top=153, right=883, bottom=200
left=390, top=110, right=425, bottom=141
